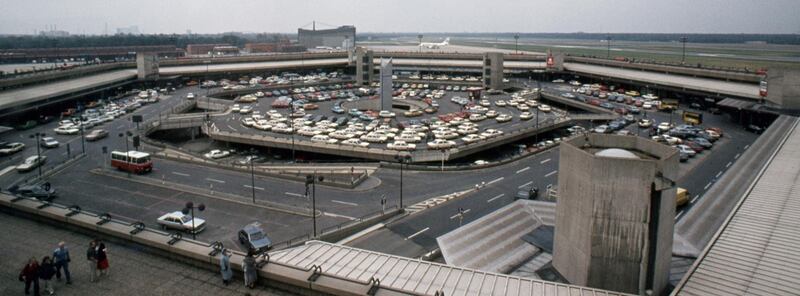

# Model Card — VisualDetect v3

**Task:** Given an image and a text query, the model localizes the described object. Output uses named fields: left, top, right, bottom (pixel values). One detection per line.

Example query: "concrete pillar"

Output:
left=355, top=47, right=374, bottom=86
left=137, top=53, right=159, bottom=81
left=482, top=52, right=504, bottom=90
left=765, top=68, right=800, bottom=110
left=379, top=59, right=393, bottom=111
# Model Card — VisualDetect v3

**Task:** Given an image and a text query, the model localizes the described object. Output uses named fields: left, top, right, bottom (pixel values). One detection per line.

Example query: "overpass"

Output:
left=0, top=51, right=763, bottom=118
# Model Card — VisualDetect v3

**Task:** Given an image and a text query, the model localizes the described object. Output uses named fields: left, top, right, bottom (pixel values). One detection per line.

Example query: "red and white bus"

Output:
left=111, top=151, right=153, bottom=174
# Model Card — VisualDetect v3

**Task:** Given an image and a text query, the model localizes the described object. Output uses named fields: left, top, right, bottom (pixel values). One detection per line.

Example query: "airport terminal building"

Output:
left=297, top=25, right=356, bottom=49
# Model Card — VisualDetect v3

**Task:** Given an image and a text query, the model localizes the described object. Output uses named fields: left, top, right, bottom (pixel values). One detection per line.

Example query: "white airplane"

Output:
left=419, top=38, right=450, bottom=49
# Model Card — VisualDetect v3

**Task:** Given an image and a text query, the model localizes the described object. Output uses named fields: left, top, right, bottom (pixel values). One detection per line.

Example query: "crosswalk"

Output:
left=405, top=190, right=470, bottom=214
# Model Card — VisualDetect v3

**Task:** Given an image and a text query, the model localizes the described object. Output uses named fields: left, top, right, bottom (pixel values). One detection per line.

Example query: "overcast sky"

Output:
left=1, top=0, right=798, bottom=35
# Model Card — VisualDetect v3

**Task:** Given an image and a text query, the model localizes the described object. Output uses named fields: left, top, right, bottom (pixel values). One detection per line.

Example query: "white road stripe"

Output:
left=227, top=124, right=238, bottom=131
left=205, top=178, right=226, bottom=184
left=734, top=153, right=741, bottom=159
left=516, top=167, right=530, bottom=174
left=487, top=194, right=505, bottom=203
left=744, top=144, right=750, bottom=150
left=323, top=212, right=357, bottom=220
left=449, top=209, right=471, bottom=219
left=0, top=166, right=16, bottom=176
left=243, top=185, right=264, bottom=191
left=725, top=162, right=732, bottom=168
left=116, top=124, right=125, bottom=129
left=545, top=170, right=558, bottom=177
left=540, top=158, right=551, bottom=164
left=704, top=182, right=712, bottom=190
left=715, top=171, right=723, bottom=178
left=285, top=192, right=305, bottom=198
left=487, top=177, right=504, bottom=185
left=405, top=227, right=430, bottom=240
left=331, top=200, right=359, bottom=206
left=691, top=194, right=701, bottom=204
left=172, top=171, right=190, bottom=177
left=675, top=210, right=685, bottom=221
left=518, top=181, right=533, bottom=189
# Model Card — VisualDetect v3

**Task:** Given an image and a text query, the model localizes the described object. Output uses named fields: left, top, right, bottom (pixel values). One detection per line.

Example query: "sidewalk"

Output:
left=0, top=212, right=291, bottom=296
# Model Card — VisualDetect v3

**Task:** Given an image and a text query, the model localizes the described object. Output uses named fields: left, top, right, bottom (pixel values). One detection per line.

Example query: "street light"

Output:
left=204, top=60, right=211, bottom=114
left=118, top=131, right=133, bottom=177
left=394, top=153, right=411, bottom=209
left=514, top=34, right=519, bottom=55
left=305, top=174, right=324, bottom=237
left=28, top=132, right=46, bottom=178
left=680, top=36, right=688, bottom=64
left=181, top=201, right=205, bottom=240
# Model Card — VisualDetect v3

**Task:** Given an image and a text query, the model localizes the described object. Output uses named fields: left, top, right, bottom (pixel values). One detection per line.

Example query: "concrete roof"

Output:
left=159, top=58, right=350, bottom=75
left=563, top=63, right=760, bottom=99
left=271, top=240, right=630, bottom=296
left=0, top=69, right=136, bottom=110
left=673, top=116, right=800, bottom=295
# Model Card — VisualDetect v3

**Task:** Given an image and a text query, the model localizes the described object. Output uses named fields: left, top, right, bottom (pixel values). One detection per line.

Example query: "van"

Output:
left=676, top=187, right=689, bottom=207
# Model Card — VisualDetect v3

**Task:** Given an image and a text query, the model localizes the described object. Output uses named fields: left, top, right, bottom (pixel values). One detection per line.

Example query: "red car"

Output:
left=589, top=99, right=601, bottom=106
left=614, top=107, right=628, bottom=115
left=684, top=141, right=704, bottom=152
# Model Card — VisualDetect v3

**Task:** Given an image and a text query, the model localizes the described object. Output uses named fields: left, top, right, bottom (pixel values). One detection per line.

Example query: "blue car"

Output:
left=331, top=106, right=345, bottom=114
left=599, top=102, right=615, bottom=109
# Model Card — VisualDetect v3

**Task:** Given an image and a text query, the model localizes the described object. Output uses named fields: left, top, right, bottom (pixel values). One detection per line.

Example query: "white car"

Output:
left=485, top=110, right=499, bottom=118
left=516, top=104, right=530, bottom=111
left=231, top=104, right=241, bottom=112
left=525, top=100, right=539, bottom=107
left=40, top=137, right=60, bottom=148
left=561, top=93, right=576, bottom=99
left=157, top=211, right=206, bottom=233
left=395, top=134, right=422, bottom=143
left=552, top=79, right=565, bottom=83
left=271, top=124, right=294, bottom=134
left=538, top=104, right=552, bottom=112
left=54, top=126, right=80, bottom=135
left=239, top=106, right=253, bottom=114
left=16, top=155, right=46, bottom=172
left=495, top=114, right=513, bottom=122
left=186, top=93, right=195, bottom=99
left=469, top=114, right=486, bottom=122
left=519, top=112, right=533, bottom=120
left=387, top=141, right=416, bottom=151
left=241, top=118, right=255, bottom=127
left=480, top=129, right=503, bottom=138
left=657, top=122, right=673, bottom=132
left=329, top=130, right=355, bottom=140
left=311, top=135, right=338, bottom=144
left=378, top=110, right=396, bottom=118
left=643, top=102, right=653, bottom=109
left=676, top=145, right=696, bottom=157
left=341, top=138, right=370, bottom=147
left=461, top=134, right=485, bottom=144
left=593, top=125, right=610, bottom=134
left=495, top=100, right=507, bottom=107
left=434, top=131, right=460, bottom=140
left=204, top=149, right=231, bottom=159
left=638, top=119, right=654, bottom=128
left=457, top=126, right=479, bottom=135
left=479, top=100, right=491, bottom=107
left=0, top=142, right=25, bottom=156
left=360, top=133, right=388, bottom=143
left=427, top=139, right=456, bottom=149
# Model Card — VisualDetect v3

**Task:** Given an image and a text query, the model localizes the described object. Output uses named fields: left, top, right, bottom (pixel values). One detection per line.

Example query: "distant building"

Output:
left=39, top=30, right=69, bottom=37
left=116, top=26, right=140, bottom=35
left=211, top=46, right=240, bottom=56
left=186, top=44, right=229, bottom=55
left=297, top=25, right=355, bottom=49
left=244, top=39, right=306, bottom=53
left=553, top=134, right=679, bottom=296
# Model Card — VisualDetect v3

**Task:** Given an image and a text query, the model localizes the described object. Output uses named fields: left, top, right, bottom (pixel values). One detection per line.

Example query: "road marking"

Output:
left=172, top=171, right=190, bottom=177
left=675, top=210, right=685, bottom=220
left=725, top=162, right=732, bottom=168
left=487, top=194, right=505, bottom=203
left=518, top=181, right=533, bottom=189
left=323, top=212, right=357, bottom=220
left=704, top=182, right=712, bottom=190
left=450, top=209, right=471, bottom=219
left=691, top=194, right=701, bottom=204
left=331, top=200, right=359, bottom=206
left=516, top=167, right=530, bottom=174
left=715, top=171, right=723, bottom=178
left=227, top=124, right=238, bottom=131
left=0, top=166, right=16, bottom=176
left=540, top=158, right=551, bottom=164
left=116, top=124, right=125, bottom=129
left=243, top=185, right=264, bottom=191
left=487, top=177, right=504, bottom=185
left=744, top=144, right=750, bottom=150
left=405, top=227, right=430, bottom=240
left=734, top=153, right=741, bottom=159
left=545, top=170, right=558, bottom=177
left=205, top=178, right=225, bottom=184
left=285, top=192, right=305, bottom=198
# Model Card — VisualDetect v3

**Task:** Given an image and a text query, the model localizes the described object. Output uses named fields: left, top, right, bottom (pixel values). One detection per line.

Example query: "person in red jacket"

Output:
left=19, top=257, right=40, bottom=296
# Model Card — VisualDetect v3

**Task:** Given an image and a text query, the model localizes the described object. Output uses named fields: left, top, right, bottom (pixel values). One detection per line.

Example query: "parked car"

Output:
left=157, top=211, right=206, bottom=233
left=238, top=222, right=272, bottom=253
left=16, top=155, right=47, bottom=172
left=40, top=137, right=60, bottom=148
left=9, top=183, right=56, bottom=200
left=85, top=129, right=109, bottom=141
left=204, top=149, right=231, bottom=159
left=0, top=142, right=25, bottom=156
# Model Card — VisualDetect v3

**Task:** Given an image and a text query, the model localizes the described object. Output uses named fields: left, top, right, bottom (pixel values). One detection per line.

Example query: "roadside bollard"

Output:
left=210, top=183, right=214, bottom=195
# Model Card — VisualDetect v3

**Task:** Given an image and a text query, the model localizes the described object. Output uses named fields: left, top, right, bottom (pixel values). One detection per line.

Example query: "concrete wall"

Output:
left=765, top=68, right=800, bottom=110
left=137, top=53, right=159, bottom=81
left=553, top=135, right=677, bottom=295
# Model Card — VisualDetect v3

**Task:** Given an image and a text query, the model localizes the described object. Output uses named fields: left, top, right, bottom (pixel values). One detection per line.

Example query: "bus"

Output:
left=111, top=151, right=152, bottom=174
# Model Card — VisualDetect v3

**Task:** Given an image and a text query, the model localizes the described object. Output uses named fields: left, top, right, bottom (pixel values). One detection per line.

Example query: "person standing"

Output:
left=243, top=251, right=257, bottom=289
left=52, top=241, right=71, bottom=284
left=86, top=240, right=97, bottom=282
left=38, top=256, right=56, bottom=295
left=220, top=249, right=233, bottom=286
left=96, top=240, right=109, bottom=277
left=19, top=257, right=40, bottom=296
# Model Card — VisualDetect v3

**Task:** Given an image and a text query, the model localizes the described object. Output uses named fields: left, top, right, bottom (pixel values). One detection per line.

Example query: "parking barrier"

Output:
left=367, top=277, right=381, bottom=295
left=65, top=205, right=81, bottom=217
left=36, top=201, right=51, bottom=209
left=96, top=213, right=112, bottom=225
left=207, top=241, right=224, bottom=256
left=167, top=232, right=182, bottom=245
left=308, top=264, right=323, bottom=282
left=256, top=253, right=270, bottom=269
left=129, top=222, right=146, bottom=235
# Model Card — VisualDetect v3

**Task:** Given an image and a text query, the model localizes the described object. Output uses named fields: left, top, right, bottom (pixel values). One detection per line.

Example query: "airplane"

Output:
left=419, top=38, right=450, bottom=49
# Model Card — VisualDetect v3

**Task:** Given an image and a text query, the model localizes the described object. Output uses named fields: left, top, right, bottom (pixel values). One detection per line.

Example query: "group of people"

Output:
left=219, top=249, right=258, bottom=289
left=18, top=240, right=109, bottom=295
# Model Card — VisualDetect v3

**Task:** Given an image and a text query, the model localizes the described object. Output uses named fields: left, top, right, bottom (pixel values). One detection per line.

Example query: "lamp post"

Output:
left=417, top=34, right=423, bottom=52
left=606, top=35, right=611, bottom=59
left=514, top=34, right=519, bottom=54
left=28, top=132, right=45, bottom=178
left=680, top=36, right=688, bottom=64
left=181, top=201, right=205, bottom=240
left=118, top=131, right=132, bottom=177
left=305, top=174, right=324, bottom=237
left=394, top=153, right=411, bottom=209
left=204, top=60, right=210, bottom=113
left=250, top=157, right=256, bottom=204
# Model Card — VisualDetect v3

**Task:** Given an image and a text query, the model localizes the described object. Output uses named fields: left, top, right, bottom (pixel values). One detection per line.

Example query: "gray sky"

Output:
left=0, top=0, right=798, bottom=35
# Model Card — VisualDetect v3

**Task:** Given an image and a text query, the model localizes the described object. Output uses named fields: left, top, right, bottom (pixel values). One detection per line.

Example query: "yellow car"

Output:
left=676, top=187, right=689, bottom=207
